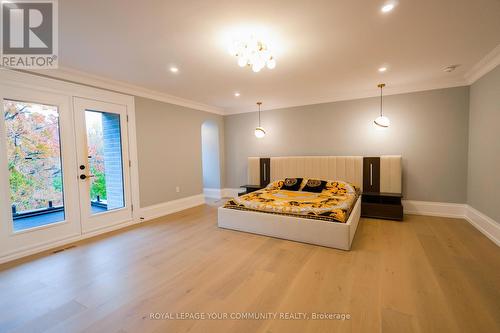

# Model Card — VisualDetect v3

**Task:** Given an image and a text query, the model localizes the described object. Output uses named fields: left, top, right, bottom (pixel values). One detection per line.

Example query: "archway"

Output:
left=201, top=121, right=221, bottom=198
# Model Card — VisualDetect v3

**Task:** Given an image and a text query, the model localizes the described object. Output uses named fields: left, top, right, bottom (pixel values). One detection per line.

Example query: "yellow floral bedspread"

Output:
left=223, top=179, right=359, bottom=223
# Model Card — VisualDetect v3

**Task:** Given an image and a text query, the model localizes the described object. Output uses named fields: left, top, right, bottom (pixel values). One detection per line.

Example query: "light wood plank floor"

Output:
left=0, top=204, right=499, bottom=333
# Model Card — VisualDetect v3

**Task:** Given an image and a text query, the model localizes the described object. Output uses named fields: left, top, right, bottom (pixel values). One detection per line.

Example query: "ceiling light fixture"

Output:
left=254, top=102, right=266, bottom=138
left=374, top=83, right=390, bottom=128
left=169, top=66, right=179, bottom=73
left=381, top=3, right=395, bottom=13
left=234, top=92, right=240, bottom=97
left=378, top=66, right=387, bottom=72
left=228, top=36, right=276, bottom=72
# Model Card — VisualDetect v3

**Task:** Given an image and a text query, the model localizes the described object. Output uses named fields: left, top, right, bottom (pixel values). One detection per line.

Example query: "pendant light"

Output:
left=374, top=83, right=390, bottom=128
left=254, top=102, right=266, bottom=138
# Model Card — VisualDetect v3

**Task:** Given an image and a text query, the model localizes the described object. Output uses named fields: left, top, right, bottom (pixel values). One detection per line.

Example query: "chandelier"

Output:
left=228, top=36, right=276, bottom=72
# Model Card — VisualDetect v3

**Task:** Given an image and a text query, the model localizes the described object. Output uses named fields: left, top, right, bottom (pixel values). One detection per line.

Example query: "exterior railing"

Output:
left=12, top=200, right=108, bottom=220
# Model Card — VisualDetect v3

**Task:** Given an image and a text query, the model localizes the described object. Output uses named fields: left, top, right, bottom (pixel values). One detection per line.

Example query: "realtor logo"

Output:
left=1, top=0, right=58, bottom=68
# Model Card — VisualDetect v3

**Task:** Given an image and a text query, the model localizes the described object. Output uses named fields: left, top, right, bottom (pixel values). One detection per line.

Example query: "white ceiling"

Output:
left=56, top=0, right=500, bottom=114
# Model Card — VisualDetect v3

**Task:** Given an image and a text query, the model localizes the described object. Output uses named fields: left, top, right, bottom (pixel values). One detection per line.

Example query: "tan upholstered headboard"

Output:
left=248, top=155, right=402, bottom=193
left=270, top=156, right=363, bottom=189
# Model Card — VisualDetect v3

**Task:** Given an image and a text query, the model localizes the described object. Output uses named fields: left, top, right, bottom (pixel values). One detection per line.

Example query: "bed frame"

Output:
left=218, top=155, right=401, bottom=250
left=218, top=196, right=361, bottom=250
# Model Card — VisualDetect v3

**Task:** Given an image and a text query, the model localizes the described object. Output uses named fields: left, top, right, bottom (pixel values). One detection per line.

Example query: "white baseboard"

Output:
left=204, top=188, right=222, bottom=199
left=221, top=188, right=243, bottom=198
left=2, top=196, right=496, bottom=264
left=402, top=200, right=466, bottom=218
left=0, top=219, right=138, bottom=265
left=0, top=194, right=206, bottom=264
left=138, top=194, right=205, bottom=222
left=465, top=206, right=500, bottom=246
left=403, top=200, right=499, bottom=246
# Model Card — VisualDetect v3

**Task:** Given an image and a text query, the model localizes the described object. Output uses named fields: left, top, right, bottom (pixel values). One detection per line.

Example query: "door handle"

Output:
left=79, top=174, right=95, bottom=180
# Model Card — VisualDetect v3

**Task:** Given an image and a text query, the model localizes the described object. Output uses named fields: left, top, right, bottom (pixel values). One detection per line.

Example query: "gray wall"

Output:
left=467, top=65, right=500, bottom=222
left=225, top=86, right=470, bottom=203
left=135, top=97, right=224, bottom=207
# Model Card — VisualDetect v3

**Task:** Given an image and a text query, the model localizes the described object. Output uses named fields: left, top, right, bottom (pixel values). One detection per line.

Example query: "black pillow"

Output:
left=302, top=179, right=327, bottom=193
left=282, top=178, right=303, bottom=191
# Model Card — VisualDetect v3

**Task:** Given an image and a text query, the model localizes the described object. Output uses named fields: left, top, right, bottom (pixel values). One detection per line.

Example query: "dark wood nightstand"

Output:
left=361, top=192, right=403, bottom=221
left=238, top=185, right=264, bottom=196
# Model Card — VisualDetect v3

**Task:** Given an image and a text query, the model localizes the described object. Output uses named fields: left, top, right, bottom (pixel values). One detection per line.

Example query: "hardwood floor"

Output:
left=0, top=204, right=499, bottom=333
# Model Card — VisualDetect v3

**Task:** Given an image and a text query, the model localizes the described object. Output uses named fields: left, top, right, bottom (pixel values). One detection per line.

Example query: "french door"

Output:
left=73, top=98, right=132, bottom=233
left=0, top=87, right=133, bottom=258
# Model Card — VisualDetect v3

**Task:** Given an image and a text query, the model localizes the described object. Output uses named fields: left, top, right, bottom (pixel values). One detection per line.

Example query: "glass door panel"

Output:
left=74, top=98, right=132, bottom=233
left=85, top=110, right=125, bottom=214
left=3, top=100, right=65, bottom=232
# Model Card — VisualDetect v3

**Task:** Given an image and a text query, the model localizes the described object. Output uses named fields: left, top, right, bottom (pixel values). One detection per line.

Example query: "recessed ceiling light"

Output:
left=234, top=92, right=240, bottom=97
left=169, top=66, right=179, bottom=73
left=378, top=67, right=387, bottom=72
left=381, top=3, right=395, bottom=13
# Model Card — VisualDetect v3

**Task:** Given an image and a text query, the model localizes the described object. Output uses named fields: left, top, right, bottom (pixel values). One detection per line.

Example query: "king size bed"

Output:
left=218, top=155, right=401, bottom=250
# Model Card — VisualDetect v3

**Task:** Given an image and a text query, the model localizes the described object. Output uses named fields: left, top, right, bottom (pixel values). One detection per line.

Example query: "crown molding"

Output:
left=224, top=81, right=468, bottom=115
left=18, top=42, right=499, bottom=117
left=24, top=66, right=225, bottom=115
left=465, top=44, right=500, bottom=85
left=23, top=66, right=470, bottom=117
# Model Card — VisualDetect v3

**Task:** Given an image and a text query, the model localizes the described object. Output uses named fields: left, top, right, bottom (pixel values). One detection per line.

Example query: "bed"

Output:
left=224, top=179, right=359, bottom=224
left=218, top=155, right=401, bottom=250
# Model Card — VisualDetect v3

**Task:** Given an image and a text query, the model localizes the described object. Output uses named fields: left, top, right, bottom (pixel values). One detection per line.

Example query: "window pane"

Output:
left=85, top=110, right=125, bottom=214
left=3, top=100, right=65, bottom=232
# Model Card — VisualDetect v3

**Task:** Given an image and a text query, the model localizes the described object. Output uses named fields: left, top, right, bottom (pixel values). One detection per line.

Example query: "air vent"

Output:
left=52, top=245, right=76, bottom=254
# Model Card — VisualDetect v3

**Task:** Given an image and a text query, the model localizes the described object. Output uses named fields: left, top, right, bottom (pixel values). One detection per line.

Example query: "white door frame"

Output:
left=0, top=69, right=141, bottom=263
left=74, top=97, right=133, bottom=233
